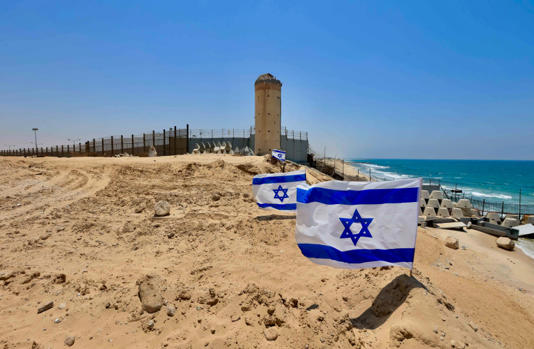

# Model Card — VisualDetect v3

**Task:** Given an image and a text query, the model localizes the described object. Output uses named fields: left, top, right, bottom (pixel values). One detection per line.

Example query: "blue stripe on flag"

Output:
left=297, top=187, right=418, bottom=205
left=257, top=203, right=297, bottom=210
left=297, top=244, right=415, bottom=264
left=253, top=174, right=306, bottom=185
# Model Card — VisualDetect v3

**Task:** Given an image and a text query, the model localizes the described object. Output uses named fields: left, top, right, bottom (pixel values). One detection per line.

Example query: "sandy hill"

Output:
left=0, top=154, right=533, bottom=349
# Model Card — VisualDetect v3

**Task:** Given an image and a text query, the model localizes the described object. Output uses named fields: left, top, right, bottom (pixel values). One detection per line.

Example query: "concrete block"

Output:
left=437, top=207, right=450, bottom=218
left=440, top=199, right=453, bottom=209
left=429, top=190, right=443, bottom=200
left=501, top=218, right=519, bottom=228
left=452, top=208, right=464, bottom=219
left=420, top=190, right=430, bottom=200
left=486, top=212, right=501, bottom=222
left=456, top=199, right=472, bottom=209
left=427, top=198, right=440, bottom=209
left=423, top=207, right=437, bottom=217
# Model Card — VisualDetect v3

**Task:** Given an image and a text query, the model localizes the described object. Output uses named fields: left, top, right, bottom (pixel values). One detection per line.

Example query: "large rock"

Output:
left=154, top=201, right=170, bottom=217
left=496, top=237, right=515, bottom=251
left=138, top=274, right=163, bottom=313
left=445, top=236, right=459, bottom=250
left=148, top=145, right=157, bottom=157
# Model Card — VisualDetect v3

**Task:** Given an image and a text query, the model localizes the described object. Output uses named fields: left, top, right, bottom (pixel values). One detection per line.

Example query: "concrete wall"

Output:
left=188, top=135, right=308, bottom=163
left=281, top=136, right=308, bottom=163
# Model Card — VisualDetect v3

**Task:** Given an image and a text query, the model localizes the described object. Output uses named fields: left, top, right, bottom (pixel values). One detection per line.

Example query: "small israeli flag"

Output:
left=252, top=170, right=306, bottom=211
left=296, top=178, right=421, bottom=269
left=272, top=149, right=286, bottom=162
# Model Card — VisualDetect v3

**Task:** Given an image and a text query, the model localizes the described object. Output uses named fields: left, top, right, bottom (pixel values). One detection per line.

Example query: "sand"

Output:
left=1, top=154, right=534, bottom=348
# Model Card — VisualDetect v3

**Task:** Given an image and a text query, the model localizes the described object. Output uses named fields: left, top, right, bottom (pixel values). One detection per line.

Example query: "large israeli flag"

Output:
left=252, top=170, right=306, bottom=211
left=296, top=178, right=421, bottom=269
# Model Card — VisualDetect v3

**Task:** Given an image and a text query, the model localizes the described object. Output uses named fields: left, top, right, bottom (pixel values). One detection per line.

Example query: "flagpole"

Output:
left=409, top=178, right=423, bottom=279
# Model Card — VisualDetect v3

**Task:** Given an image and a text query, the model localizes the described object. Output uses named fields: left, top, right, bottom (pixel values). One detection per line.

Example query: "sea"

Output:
left=348, top=159, right=534, bottom=258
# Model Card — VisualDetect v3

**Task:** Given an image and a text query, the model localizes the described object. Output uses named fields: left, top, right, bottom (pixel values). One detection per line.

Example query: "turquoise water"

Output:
left=348, top=159, right=534, bottom=205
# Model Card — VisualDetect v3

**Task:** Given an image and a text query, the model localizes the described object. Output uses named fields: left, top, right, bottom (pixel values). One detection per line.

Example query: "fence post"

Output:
left=501, top=201, right=504, bottom=218
left=482, top=199, right=485, bottom=215
left=174, top=126, right=177, bottom=155
left=160, top=129, right=164, bottom=156
left=143, top=133, right=146, bottom=153
left=152, top=130, right=155, bottom=146
left=67, top=145, right=69, bottom=155
left=120, top=135, right=124, bottom=154
left=518, top=188, right=522, bottom=221
left=101, top=138, right=104, bottom=156
left=186, top=124, right=190, bottom=154
left=131, top=134, right=134, bottom=155
left=111, top=136, right=114, bottom=156
left=93, top=139, right=96, bottom=155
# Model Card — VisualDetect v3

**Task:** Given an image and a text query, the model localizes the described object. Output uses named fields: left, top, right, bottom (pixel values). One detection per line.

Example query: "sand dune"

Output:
left=1, top=154, right=533, bottom=348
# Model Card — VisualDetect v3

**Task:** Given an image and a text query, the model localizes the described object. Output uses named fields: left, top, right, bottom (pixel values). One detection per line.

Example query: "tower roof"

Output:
left=255, top=73, right=282, bottom=86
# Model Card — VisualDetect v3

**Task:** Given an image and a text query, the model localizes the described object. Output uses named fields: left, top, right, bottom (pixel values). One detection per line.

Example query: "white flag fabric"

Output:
left=252, top=170, right=306, bottom=211
left=272, top=149, right=286, bottom=162
left=296, top=178, right=421, bottom=269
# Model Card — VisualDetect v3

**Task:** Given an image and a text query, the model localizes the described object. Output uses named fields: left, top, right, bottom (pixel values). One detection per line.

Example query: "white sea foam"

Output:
left=470, top=191, right=512, bottom=200
left=517, top=239, right=534, bottom=261
left=359, top=163, right=389, bottom=170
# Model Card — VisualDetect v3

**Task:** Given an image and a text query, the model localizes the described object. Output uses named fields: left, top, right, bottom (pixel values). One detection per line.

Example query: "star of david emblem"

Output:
left=339, top=208, right=373, bottom=246
left=272, top=185, right=289, bottom=202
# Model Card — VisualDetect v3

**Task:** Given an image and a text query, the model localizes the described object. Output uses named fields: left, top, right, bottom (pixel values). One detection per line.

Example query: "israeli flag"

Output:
left=296, top=178, right=421, bottom=269
left=252, top=170, right=306, bottom=211
left=272, top=149, right=286, bottom=162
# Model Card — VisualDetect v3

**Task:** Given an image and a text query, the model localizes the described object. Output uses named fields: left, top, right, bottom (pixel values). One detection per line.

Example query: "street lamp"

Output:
left=32, top=128, right=39, bottom=150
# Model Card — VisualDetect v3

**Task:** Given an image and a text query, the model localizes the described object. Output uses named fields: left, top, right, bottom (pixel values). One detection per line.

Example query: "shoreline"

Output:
left=345, top=158, right=534, bottom=206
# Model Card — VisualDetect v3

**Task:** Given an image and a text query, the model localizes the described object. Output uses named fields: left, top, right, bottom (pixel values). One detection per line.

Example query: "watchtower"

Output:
left=254, top=73, right=282, bottom=155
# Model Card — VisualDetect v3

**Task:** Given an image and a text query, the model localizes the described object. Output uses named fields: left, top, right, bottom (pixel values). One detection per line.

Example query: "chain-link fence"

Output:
left=442, top=187, right=533, bottom=216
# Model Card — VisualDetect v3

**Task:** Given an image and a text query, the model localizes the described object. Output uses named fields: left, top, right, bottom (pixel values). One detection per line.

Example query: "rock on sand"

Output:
left=154, top=201, right=170, bottom=217
left=148, top=145, right=157, bottom=157
left=496, top=237, right=515, bottom=251
left=445, top=236, right=459, bottom=250
left=138, top=274, right=163, bottom=313
left=264, top=327, right=278, bottom=341
left=64, top=336, right=75, bottom=346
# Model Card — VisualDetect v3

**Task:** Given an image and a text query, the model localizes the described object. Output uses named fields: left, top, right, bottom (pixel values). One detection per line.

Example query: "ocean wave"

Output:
left=470, top=191, right=512, bottom=200
left=368, top=170, right=410, bottom=181
left=359, top=163, right=389, bottom=170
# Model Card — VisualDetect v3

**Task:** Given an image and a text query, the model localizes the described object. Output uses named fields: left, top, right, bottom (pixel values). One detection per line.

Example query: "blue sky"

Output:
left=1, top=1, right=533, bottom=159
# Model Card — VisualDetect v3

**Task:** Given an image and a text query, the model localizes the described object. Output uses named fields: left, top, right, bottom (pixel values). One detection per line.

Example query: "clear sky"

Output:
left=1, top=1, right=533, bottom=159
